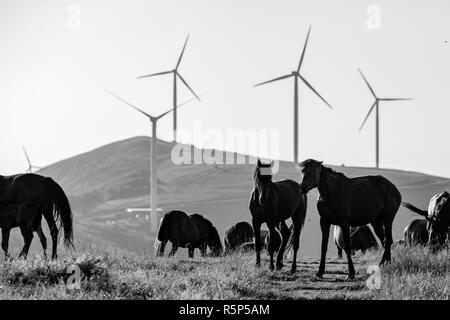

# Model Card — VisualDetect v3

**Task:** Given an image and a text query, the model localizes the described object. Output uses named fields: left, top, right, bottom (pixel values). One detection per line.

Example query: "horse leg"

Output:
left=200, top=243, right=207, bottom=257
left=169, top=243, right=178, bottom=257
left=275, top=221, right=290, bottom=270
left=290, top=213, right=302, bottom=274
left=43, top=211, right=59, bottom=260
left=18, top=226, right=34, bottom=259
left=267, top=222, right=277, bottom=271
left=337, top=246, right=343, bottom=259
left=316, top=218, right=330, bottom=278
left=36, top=224, right=48, bottom=259
left=341, top=226, right=355, bottom=280
left=188, top=246, right=195, bottom=259
left=252, top=219, right=262, bottom=267
left=380, top=220, right=394, bottom=265
left=156, top=240, right=167, bottom=257
left=1, top=228, right=10, bottom=259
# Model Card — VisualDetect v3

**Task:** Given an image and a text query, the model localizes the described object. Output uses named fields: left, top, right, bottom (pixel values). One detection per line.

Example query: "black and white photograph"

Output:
left=0, top=0, right=449, bottom=306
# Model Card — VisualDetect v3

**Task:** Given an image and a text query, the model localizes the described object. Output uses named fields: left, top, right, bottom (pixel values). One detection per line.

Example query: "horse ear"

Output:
left=319, top=161, right=323, bottom=165
left=257, top=159, right=262, bottom=167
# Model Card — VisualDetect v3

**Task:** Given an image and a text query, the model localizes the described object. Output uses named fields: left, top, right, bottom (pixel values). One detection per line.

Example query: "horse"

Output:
left=155, top=210, right=223, bottom=258
left=224, top=221, right=254, bottom=254
left=403, top=219, right=428, bottom=246
left=0, top=173, right=74, bottom=259
left=0, top=202, right=48, bottom=258
left=333, top=225, right=378, bottom=258
left=402, top=191, right=450, bottom=248
left=249, top=160, right=307, bottom=273
left=299, top=159, right=401, bottom=280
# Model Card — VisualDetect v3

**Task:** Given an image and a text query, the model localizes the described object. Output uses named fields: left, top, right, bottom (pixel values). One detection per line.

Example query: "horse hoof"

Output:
left=315, top=272, right=324, bottom=279
left=276, top=263, right=283, bottom=270
left=290, top=267, right=296, bottom=274
left=269, top=265, right=275, bottom=271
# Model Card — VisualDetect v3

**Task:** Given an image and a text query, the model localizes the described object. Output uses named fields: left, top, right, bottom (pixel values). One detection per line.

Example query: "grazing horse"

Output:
left=249, top=160, right=307, bottom=272
left=155, top=210, right=223, bottom=258
left=402, top=191, right=450, bottom=248
left=0, top=173, right=74, bottom=259
left=299, top=159, right=401, bottom=280
left=224, top=221, right=254, bottom=254
left=403, top=219, right=428, bottom=246
left=334, top=225, right=378, bottom=258
left=0, top=203, right=47, bottom=258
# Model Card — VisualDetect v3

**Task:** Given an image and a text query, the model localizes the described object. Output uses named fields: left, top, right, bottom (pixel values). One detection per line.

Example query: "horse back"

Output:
left=347, top=175, right=401, bottom=223
left=273, top=179, right=304, bottom=212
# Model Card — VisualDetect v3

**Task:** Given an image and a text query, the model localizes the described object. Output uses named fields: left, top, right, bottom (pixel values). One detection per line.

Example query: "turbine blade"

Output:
left=359, top=101, right=377, bottom=132
left=254, top=74, right=293, bottom=87
left=156, top=93, right=206, bottom=120
left=379, top=98, right=413, bottom=101
left=22, top=146, right=31, bottom=166
left=298, top=26, right=312, bottom=72
left=137, top=70, right=173, bottom=79
left=300, top=75, right=332, bottom=109
left=105, top=89, right=154, bottom=120
left=176, top=34, right=190, bottom=70
left=177, top=73, right=201, bottom=101
left=358, top=68, right=377, bottom=98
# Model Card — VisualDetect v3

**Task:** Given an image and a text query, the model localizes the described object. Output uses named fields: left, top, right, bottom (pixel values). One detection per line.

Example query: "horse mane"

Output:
left=190, top=213, right=214, bottom=229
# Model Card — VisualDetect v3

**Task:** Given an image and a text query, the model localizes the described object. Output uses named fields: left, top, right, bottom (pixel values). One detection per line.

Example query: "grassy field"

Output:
left=0, top=245, right=448, bottom=300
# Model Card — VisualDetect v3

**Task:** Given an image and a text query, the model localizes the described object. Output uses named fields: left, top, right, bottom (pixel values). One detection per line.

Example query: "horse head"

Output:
left=427, top=192, right=450, bottom=249
left=207, top=225, right=223, bottom=257
left=298, top=159, right=323, bottom=194
left=253, top=159, right=274, bottom=206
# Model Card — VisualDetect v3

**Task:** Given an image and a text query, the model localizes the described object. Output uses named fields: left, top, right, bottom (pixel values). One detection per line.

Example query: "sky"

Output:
left=1, top=0, right=449, bottom=177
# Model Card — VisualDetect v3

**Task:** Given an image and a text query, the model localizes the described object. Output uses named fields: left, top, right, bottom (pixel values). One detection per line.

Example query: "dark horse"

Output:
left=224, top=221, right=254, bottom=254
left=249, top=160, right=307, bottom=272
left=402, top=191, right=450, bottom=248
left=155, top=210, right=223, bottom=258
left=0, top=173, right=74, bottom=259
left=0, top=203, right=47, bottom=258
left=299, top=159, right=401, bottom=280
left=403, top=219, right=428, bottom=246
left=334, top=225, right=378, bottom=258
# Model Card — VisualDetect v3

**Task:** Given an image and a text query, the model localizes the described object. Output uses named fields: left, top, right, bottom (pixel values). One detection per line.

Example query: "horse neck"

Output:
left=318, top=167, right=344, bottom=203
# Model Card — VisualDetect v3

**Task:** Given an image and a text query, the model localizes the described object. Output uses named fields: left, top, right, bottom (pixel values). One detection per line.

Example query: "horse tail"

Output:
left=402, top=202, right=428, bottom=217
left=299, top=193, right=308, bottom=230
left=157, top=213, right=170, bottom=243
left=44, top=178, right=74, bottom=249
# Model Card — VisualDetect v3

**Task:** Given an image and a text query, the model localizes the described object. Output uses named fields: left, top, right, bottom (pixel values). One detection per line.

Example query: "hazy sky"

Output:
left=1, top=0, right=449, bottom=177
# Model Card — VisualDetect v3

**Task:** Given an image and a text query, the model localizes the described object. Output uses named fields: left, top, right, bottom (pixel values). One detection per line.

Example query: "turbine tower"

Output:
left=22, top=146, right=41, bottom=173
left=254, top=26, right=332, bottom=163
left=106, top=89, right=200, bottom=232
left=358, top=68, right=413, bottom=169
left=137, top=34, right=201, bottom=142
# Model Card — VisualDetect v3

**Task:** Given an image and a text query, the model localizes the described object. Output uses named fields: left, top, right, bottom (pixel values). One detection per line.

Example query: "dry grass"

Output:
left=0, top=245, right=448, bottom=300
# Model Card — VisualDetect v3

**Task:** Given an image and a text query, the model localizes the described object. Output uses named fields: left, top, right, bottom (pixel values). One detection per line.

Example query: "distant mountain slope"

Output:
left=25, top=136, right=449, bottom=258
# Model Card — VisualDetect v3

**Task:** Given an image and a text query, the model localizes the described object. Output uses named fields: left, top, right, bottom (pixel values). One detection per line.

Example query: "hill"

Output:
left=10, top=136, right=449, bottom=258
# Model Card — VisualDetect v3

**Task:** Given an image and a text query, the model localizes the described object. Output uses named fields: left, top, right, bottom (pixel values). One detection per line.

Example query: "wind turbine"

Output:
left=137, top=34, right=201, bottom=142
left=106, top=89, right=200, bottom=232
left=358, top=68, right=413, bottom=169
left=254, top=26, right=332, bottom=163
left=22, top=146, right=41, bottom=173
